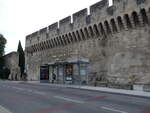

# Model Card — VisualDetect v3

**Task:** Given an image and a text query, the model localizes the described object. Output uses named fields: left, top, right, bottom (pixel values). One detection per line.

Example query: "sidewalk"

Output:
left=0, top=105, right=12, bottom=113
left=13, top=81, right=150, bottom=98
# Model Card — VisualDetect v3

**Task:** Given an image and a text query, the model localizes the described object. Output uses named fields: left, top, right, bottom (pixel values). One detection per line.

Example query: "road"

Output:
left=0, top=81, right=150, bottom=113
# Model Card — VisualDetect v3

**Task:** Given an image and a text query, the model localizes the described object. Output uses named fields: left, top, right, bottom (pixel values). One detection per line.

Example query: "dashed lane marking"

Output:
left=101, top=106, right=128, bottom=113
left=54, top=96, right=85, bottom=104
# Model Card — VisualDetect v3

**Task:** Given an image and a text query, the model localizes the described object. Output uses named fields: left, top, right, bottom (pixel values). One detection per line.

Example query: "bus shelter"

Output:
left=40, top=58, right=89, bottom=85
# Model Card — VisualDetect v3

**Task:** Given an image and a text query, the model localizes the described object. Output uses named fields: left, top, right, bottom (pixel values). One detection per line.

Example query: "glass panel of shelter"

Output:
left=47, top=62, right=88, bottom=85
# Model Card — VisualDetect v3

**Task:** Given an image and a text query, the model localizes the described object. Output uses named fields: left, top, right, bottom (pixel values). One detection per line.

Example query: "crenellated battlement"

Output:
left=26, top=0, right=110, bottom=43
left=48, top=22, right=58, bottom=38
left=72, top=8, right=88, bottom=29
left=90, top=0, right=108, bottom=14
left=59, top=16, right=72, bottom=34
left=25, top=0, right=150, bottom=53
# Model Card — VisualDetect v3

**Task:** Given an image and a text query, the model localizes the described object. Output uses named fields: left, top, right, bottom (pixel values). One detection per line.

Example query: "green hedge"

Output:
left=0, top=68, right=10, bottom=79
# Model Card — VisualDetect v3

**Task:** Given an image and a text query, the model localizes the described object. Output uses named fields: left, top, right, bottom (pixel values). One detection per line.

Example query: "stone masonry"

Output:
left=25, top=0, right=150, bottom=89
left=4, top=52, right=21, bottom=80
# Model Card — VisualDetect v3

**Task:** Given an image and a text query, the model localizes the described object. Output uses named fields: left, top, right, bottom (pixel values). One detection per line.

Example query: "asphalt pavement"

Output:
left=0, top=80, right=150, bottom=113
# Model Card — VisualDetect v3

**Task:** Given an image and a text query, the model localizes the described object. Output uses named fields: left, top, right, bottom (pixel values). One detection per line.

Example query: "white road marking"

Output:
left=101, top=106, right=128, bottom=113
left=3, top=85, right=46, bottom=96
left=54, top=96, right=85, bottom=104
left=33, top=91, right=46, bottom=95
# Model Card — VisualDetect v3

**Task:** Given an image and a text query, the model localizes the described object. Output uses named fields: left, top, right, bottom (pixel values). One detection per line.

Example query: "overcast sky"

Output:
left=0, top=0, right=112, bottom=54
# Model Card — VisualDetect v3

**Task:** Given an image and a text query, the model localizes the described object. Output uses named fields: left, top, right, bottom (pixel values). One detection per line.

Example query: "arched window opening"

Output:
left=43, top=42, right=46, bottom=49
left=55, top=38, right=59, bottom=47
left=39, top=43, right=42, bottom=50
left=72, top=32, right=78, bottom=42
left=93, top=24, right=100, bottom=37
left=32, top=45, right=35, bottom=52
left=88, top=26, right=94, bottom=37
left=42, top=42, right=44, bottom=50
left=110, top=19, right=118, bottom=33
left=37, top=44, right=40, bottom=51
left=32, top=46, right=34, bottom=52
left=37, top=44, right=39, bottom=51
left=45, top=41, right=48, bottom=49
left=69, top=33, right=74, bottom=43
left=33, top=45, right=35, bottom=52
left=31, top=45, right=33, bottom=52
left=59, top=36, right=64, bottom=46
left=56, top=37, right=60, bottom=46
left=62, top=35, right=67, bottom=45
left=46, top=41, right=49, bottom=49
left=34, top=44, right=36, bottom=52
left=36, top=44, right=39, bottom=51
left=124, top=14, right=132, bottom=29
left=34, top=45, right=37, bottom=51
left=117, top=16, right=124, bottom=30
left=140, top=8, right=149, bottom=25
left=49, top=40, right=52, bottom=48
left=36, top=44, right=38, bottom=51
left=48, top=40, right=52, bottom=48
left=84, top=27, right=90, bottom=39
left=65, top=34, right=70, bottom=44
left=76, top=31, right=81, bottom=41
left=44, top=42, right=47, bottom=49
left=132, top=11, right=140, bottom=27
left=80, top=29, right=85, bottom=40
left=99, top=23, right=106, bottom=36
left=54, top=38, right=58, bottom=47
left=104, top=21, right=112, bottom=34
left=56, top=38, right=60, bottom=46
left=52, top=39, right=56, bottom=48
left=42, top=42, right=45, bottom=50
left=51, top=39, right=55, bottom=48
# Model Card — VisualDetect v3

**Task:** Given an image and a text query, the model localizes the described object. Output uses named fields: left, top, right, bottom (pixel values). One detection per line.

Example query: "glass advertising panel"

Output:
left=65, top=64, right=73, bottom=82
left=40, top=66, right=49, bottom=80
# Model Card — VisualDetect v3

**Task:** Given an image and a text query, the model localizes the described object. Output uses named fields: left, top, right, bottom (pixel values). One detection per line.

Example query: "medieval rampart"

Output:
left=25, top=0, right=150, bottom=90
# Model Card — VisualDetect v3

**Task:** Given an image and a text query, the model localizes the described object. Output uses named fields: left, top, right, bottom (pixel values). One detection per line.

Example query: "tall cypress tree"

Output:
left=17, top=41, right=25, bottom=78
left=0, top=34, right=7, bottom=57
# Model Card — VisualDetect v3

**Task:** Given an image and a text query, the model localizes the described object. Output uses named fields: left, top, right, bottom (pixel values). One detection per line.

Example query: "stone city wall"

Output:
left=25, top=0, right=150, bottom=89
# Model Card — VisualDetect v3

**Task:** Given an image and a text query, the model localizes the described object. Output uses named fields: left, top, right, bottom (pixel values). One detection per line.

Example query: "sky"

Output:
left=0, top=0, right=112, bottom=54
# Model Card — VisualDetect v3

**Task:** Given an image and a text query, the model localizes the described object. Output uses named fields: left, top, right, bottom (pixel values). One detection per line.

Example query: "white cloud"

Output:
left=0, top=0, right=112, bottom=54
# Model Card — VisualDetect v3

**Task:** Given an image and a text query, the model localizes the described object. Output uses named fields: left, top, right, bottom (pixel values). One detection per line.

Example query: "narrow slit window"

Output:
left=93, top=24, right=100, bottom=37
left=104, top=21, right=112, bottom=34
left=117, top=16, right=124, bottom=30
left=124, top=14, right=132, bottom=29
left=110, top=19, right=118, bottom=33
left=132, top=11, right=140, bottom=27
left=141, top=9, right=149, bottom=25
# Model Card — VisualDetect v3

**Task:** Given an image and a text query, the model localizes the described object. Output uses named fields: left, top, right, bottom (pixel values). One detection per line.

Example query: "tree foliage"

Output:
left=17, top=41, right=25, bottom=77
left=0, top=34, right=7, bottom=57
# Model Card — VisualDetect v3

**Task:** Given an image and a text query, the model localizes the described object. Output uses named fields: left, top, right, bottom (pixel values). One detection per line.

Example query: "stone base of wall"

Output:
left=107, top=83, right=132, bottom=90
left=143, top=84, right=150, bottom=92
left=88, top=81, right=132, bottom=90
left=95, top=81, right=108, bottom=87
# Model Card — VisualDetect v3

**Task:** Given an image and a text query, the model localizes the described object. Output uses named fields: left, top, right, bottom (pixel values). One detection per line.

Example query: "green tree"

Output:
left=17, top=41, right=25, bottom=78
left=0, top=34, right=8, bottom=79
left=0, top=34, right=7, bottom=57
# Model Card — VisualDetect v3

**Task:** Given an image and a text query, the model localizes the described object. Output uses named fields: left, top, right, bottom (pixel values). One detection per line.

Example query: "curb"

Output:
left=0, top=105, right=13, bottom=113
left=11, top=81, right=150, bottom=99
